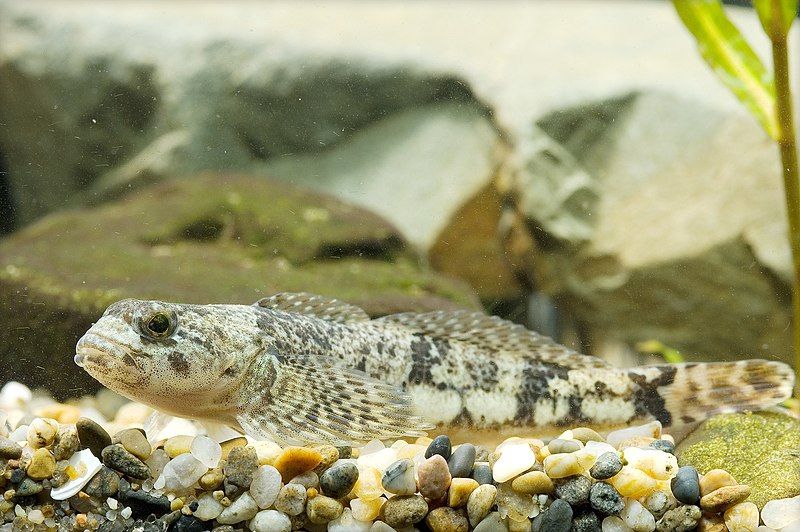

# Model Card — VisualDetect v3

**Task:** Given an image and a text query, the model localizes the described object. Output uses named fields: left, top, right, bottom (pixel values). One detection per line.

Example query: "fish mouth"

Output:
left=75, top=333, right=143, bottom=371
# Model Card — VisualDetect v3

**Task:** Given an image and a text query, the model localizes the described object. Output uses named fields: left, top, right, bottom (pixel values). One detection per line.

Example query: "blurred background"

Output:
left=0, top=0, right=797, bottom=398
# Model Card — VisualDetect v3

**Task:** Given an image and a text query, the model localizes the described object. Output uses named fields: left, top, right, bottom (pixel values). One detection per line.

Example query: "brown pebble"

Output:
left=699, top=469, right=737, bottom=497
left=699, top=484, right=751, bottom=514
left=381, top=494, right=429, bottom=528
left=274, top=446, right=323, bottom=481
left=417, top=454, right=452, bottom=500
left=448, top=478, right=479, bottom=507
left=697, top=516, right=727, bottom=532
left=27, top=448, right=56, bottom=479
left=310, top=444, right=339, bottom=474
left=511, top=471, right=554, bottom=495
left=426, top=506, right=469, bottom=532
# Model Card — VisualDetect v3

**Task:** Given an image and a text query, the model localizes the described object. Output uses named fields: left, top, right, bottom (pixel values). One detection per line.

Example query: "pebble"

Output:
left=164, top=435, right=194, bottom=458
left=590, top=482, right=625, bottom=515
left=155, top=452, right=207, bottom=491
left=26, top=417, right=59, bottom=449
left=493, top=440, right=536, bottom=482
left=547, top=438, right=583, bottom=454
left=52, top=424, right=80, bottom=460
left=621, top=447, right=677, bottom=480
left=555, top=475, right=592, bottom=506
left=602, top=515, right=632, bottom=532
left=606, top=421, right=661, bottom=449
left=102, top=444, right=151, bottom=479
left=188, top=434, right=221, bottom=468
left=118, top=484, right=171, bottom=516
left=724, top=501, right=759, bottom=532
left=310, top=444, right=339, bottom=471
left=670, top=466, right=701, bottom=505
left=590, top=452, right=623, bottom=480
left=761, top=494, right=800, bottom=529
left=113, top=428, right=151, bottom=461
left=643, top=491, right=676, bottom=520
left=169, top=515, right=206, bottom=531
left=426, top=506, right=469, bottom=532
left=224, top=445, right=258, bottom=488
left=620, top=499, right=655, bottom=532
left=544, top=450, right=595, bottom=479
left=193, top=493, right=224, bottom=521
left=273, top=446, right=323, bottom=481
left=699, top=469, right=738, bottom=496
left=250, top=465, right=282, bottom=508
left=27, top=448, right=56, bottom=479
left=448, top=477, right=479, bottom=507
left=571, top=427, right=604, bottom=443
left=354, top=466, right=384, bottom=500
left=371, top=522, right=400, bottom=532
left=472, top=462, right=493, bottom=485
left=84, top=466, right=120, bottom=498
left=15, top=478, right=42, bottom=497
left=572, top=508, right=602, bottom=532
left=251, top=440, right=282, bottom=466
left=216, top=491, right=259, bottom=524
left=199, top=468, right=224, bottom=490
left=320, top=461, right=359, bottom=498
left=274, top=482, right=307, bottom=516
left=418, top=454, right=452, bottom=499
left=289, top=470, right=319, bottom=489
left=448, top=444, right=476, bottom=478
left=426, top=435, right=452, bottom=460
left=328, top=508, right=371, bottom=532
left=700, top=484, right=751, bottom=514
left=146, top=448, right=170, bottom=479
left=381, top=494, right=428, bottom=528
left=532, top=498, right=572, bottom=532
left=0, top=436, right=22, bottom=459
left=76, top=417, right=112, bottom=456
left=609, top=466, right=659, bottom=499
left=351, top=496, right=384, bottom=521
left=249, top=509, right=291, bottom=532
left=467, top=484, right=497, bottom=526
left=219, top=436, right=247, bottom=459
left=381, top=459, right=416, bottom=496
left=511, top=470, right=554, bottom=495
left=474, top=512, right=508, bottom=532
left=656, top=505, right=701, bottom=532
left=306, top=494, right=344, bottom=524
left=649, top=439, right=675, bottom=455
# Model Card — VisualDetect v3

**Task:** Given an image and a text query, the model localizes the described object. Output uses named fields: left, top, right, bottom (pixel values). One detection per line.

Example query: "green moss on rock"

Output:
left=676, top=411, right=800, bottom=508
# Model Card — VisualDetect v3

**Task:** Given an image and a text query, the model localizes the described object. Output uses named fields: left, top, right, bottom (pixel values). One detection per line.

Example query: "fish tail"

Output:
left=627, top=359, right=794, bottom=426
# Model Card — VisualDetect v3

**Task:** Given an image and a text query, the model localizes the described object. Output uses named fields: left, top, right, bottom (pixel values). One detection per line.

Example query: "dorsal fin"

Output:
left=253, top=292, right=370, bottom=324
left=377, top=309, right=609, bottom=369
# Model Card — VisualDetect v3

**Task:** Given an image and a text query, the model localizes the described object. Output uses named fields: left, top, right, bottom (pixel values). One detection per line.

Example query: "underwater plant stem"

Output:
left=771, top=34, right=800, bottom=398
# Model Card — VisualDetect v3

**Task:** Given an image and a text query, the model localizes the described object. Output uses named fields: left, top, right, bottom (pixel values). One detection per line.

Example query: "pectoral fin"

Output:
left=236, top=355, right=431, bottom=445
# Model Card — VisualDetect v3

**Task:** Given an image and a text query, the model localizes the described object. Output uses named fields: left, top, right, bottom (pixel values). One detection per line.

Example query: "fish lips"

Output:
left=75, top=333, right=143, bottom=376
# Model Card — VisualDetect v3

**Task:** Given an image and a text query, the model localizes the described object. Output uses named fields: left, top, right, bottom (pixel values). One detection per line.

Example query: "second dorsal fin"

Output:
left=377, top=309, right=609, bottom=369
left=253, top=292, right=370, bottom=324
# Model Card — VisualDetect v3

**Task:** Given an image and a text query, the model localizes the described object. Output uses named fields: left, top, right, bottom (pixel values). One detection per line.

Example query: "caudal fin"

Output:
left=628, top=359, right=794, bottom=426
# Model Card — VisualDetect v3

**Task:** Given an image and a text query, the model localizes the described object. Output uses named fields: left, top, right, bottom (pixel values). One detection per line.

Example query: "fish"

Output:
left=75, top=292, right=794, bottom=445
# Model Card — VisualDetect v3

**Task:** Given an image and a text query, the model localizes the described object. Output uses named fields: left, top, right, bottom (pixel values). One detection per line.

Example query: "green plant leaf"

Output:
left=673, top=0, right=778, bottom=139
left=754, top=0, right=798, bottom=39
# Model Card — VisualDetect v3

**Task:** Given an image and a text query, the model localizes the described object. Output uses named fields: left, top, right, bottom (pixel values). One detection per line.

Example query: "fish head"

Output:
left=76, top=299, right=259, bottom=410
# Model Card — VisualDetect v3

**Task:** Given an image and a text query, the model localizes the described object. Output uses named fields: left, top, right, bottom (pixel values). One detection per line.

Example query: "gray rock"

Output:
left=15, top=478, right=42, bottom=497
left=0, top=437, right=22, bottom=459
left=532, top=499, right=572, bottom=532
left=381, top=494, right=428, bottom=529
left=471, top=462, right=493, bottom=486
left=554, top=475, right=592, bottom=506
left=320, top=461, right=359, bottom=499
left=102, top=444, right=150, bottom=479
left=84, top=466, right=121, bottom=498
left=589, top=482, right=623, bottom=515
left=655, top=505, right=702, bottom=532
left=77, top=418, right=112, bottom=457
left=589, top=452, right=622, bottom=480
left=52, top=425, right=81, bottom=461
left=670, top=466, right=701, bottom=506
left=112, top=428, right=151, bottom=462
left=473, top=512, right=508, bottom=532
left=274, top=483, right=307, bottom=516
left=571, top=508, right=601, bottom=532
left=547, top=438, right=582, bottom=455
left=448, top=444, right=476, bottom=478
left=223, top=445, right=258, bottom=488
left=425, top=435, right=452, bottom=460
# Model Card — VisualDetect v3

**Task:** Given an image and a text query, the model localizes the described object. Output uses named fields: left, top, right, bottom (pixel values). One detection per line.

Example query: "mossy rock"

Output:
left=676, top=411, right=800, bottom=508
left=0, top=174, right=478, bottom=398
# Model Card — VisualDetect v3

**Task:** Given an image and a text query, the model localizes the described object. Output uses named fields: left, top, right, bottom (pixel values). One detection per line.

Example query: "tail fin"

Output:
left=627, top=360, right=794, bottom=426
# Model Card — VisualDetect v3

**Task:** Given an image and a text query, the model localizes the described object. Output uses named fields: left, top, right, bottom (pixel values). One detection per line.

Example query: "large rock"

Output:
left=676, top=412, right=800, bottom=508
left=0, top=174, right=477, bottom=397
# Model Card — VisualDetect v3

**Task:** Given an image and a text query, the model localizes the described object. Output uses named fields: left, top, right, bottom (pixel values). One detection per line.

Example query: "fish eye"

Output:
left=140, top=311, right=177, bottom=339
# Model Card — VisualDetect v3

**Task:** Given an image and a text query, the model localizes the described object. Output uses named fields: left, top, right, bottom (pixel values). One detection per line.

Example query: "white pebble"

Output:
left=358, top=447, right=399, bottom=472
left=120, top=507, right=132, bottom=519
left=0, top=382, right=32, bottom=410
left=190, top=435, right=222, bottom=468
left=607, top=421, right=661, bottom=449
left=107, top=497, right=118, bottom=510
left=51, top=449, right=103, bottom=501
left=194, top=493, right=224, bottom=521
left=250, top=465, right=283, bottom=509
left=620, top=499, right=655, bottom=532
left=9, top=424, right=28, bottom=442
left=543, top=449, right=595, bottom=479
left=602, top=516, right=633, bottom=532
left=328, top=508, right=372, bottom=532
left=584, top=440, right=618, bottom=459
left=761, top=494, right=800, bottom=529
left=361, top=439, right=385, bottom=455
left=724, top=501, right=759, bottom=532
left=27, top=509, right=44, bottom=524
left=217, top=491, right=259, bottom=524
left=492, top=440, right=536, bottom=483
left=154, top=453, right=207, bottom=492
left=250, top=509, right=291, bottom=532
left=26, top=418, right=59, bottom=449
left=622, top=447, right=677, bottom=480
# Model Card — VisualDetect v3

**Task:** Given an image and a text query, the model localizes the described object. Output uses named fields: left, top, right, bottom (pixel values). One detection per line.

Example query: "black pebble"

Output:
left=650, top=439, right=676, bottom=455
left=76, top=417, right=112, bottom=457
left=9, top=468, right=24, bottom=484
left=168, top=515, right=212, bottom=532
left=425, top=435, right=452, bottom=460
left=447, top=443, right=476, bottom=478
left=119, top=487, right=171, bottom=518
left=554, top=475, right=592, bottom=506
left=589, top=482, right=624, bottom=515
left=671, top=465, right=701, bottom=505
left=471, top=463, right=493, bottom=485
left=532, top=498, right=573, bottom=532
left=589, top=451, right=623, bottom=480
left=320, top=461, right=360, bottom=499
left=571, top=508, right=601, bottom=532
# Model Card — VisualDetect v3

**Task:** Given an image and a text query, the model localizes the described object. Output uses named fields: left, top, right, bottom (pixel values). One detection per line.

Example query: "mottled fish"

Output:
left=75, top=293, right=794, bottom=444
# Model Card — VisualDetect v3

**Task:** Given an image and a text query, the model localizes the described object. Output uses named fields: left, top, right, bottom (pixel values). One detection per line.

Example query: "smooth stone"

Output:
left=250, top=465, right=282, bottom=509
left=351, top=496, right=384, bottom=521
left=649, top=440, right=675, bottom=455
left=102, top=444, right=150, bottom=479
left=249, top=509, right=291, bottom=532
left=146, top=448, right=170, bottom=479
left=26, top=417, right=59, bottom=449
left=467, top=484, right=497, bottom=526
left=426, top=506, right=469, bottom=532
left=474, top=512, right=509, bottom=532
left=193, top=493, right=224, bottom=521
left=0, top=436, right=22, bottom=459
left=511, top=471, right=553, bottom=495
left=274, top=482, right=307, bottom=516
left=83, top=466, right=120, bottom=498
left=320, top=461, right=359, bottom=498
left=761, top=494, right=800, bottom=529
left=198, top=468, right=224, bottom=491
left=699, top=469, right=737, bottom=496
left=544, top=449, right=594, bottom=479
left=27, top=448, right=56, bottom=479
left=381, top=459, right=416, bottom=496
left=273, top=446, right=323, bottom=481
left=493, top=440, right=536, bottom=482
left=471, top=462, right=493, bottom=485
left=216, top=491, right=259, bottom=524
left=532, top=498, right=572, bottom=532
left=224, top=445, right=258, bottom=488
left=448, top=477, right=479, bottom=507
left=700, top=485, right=751, bottom=514
left=371, top=522, right=400, bottom=532
left=590, top=452, right=623, bottom=480
left=52, top=425, right=80, bottom=460
left=310, top=444, right=340, bottom=472
left=354, top=466, right=384, bottom=500
left=590, top=481, right=625, bottom=515
left=76, top=417, right=111, bottom=457
left=381, top=494, right=428, bottom=528
left=619, top=500, right=655, bottom=532
left=113, top=428, right=152, bottom=461
left=571, top=427, right=604, bottom=443
left=670, top=466, right=700, bottom=505
left=425, top=435, right=452, bottom=460
left=608, top=466, right=659, bottom=499
left=572, top=508, right=602, bottom=532
left=554, top=474, right=592, bottom=506
left=306, top=495, right=344, bottom=524
left=547, top=438, right=583, bottom=455
left=448, top=444, right=476, bottom=478
left=655, top=505, right=701, bottom=532
left=621, top=447, right=677, bottom=480
left=417, top=454, right=452, bottom=499
left=288, top=470, right=318, bottom=489
left=724, top=502, right=759, bottom=532
left=163, top=435, right=193, bottom=458
left=189, top=434, right=221, bottom=468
